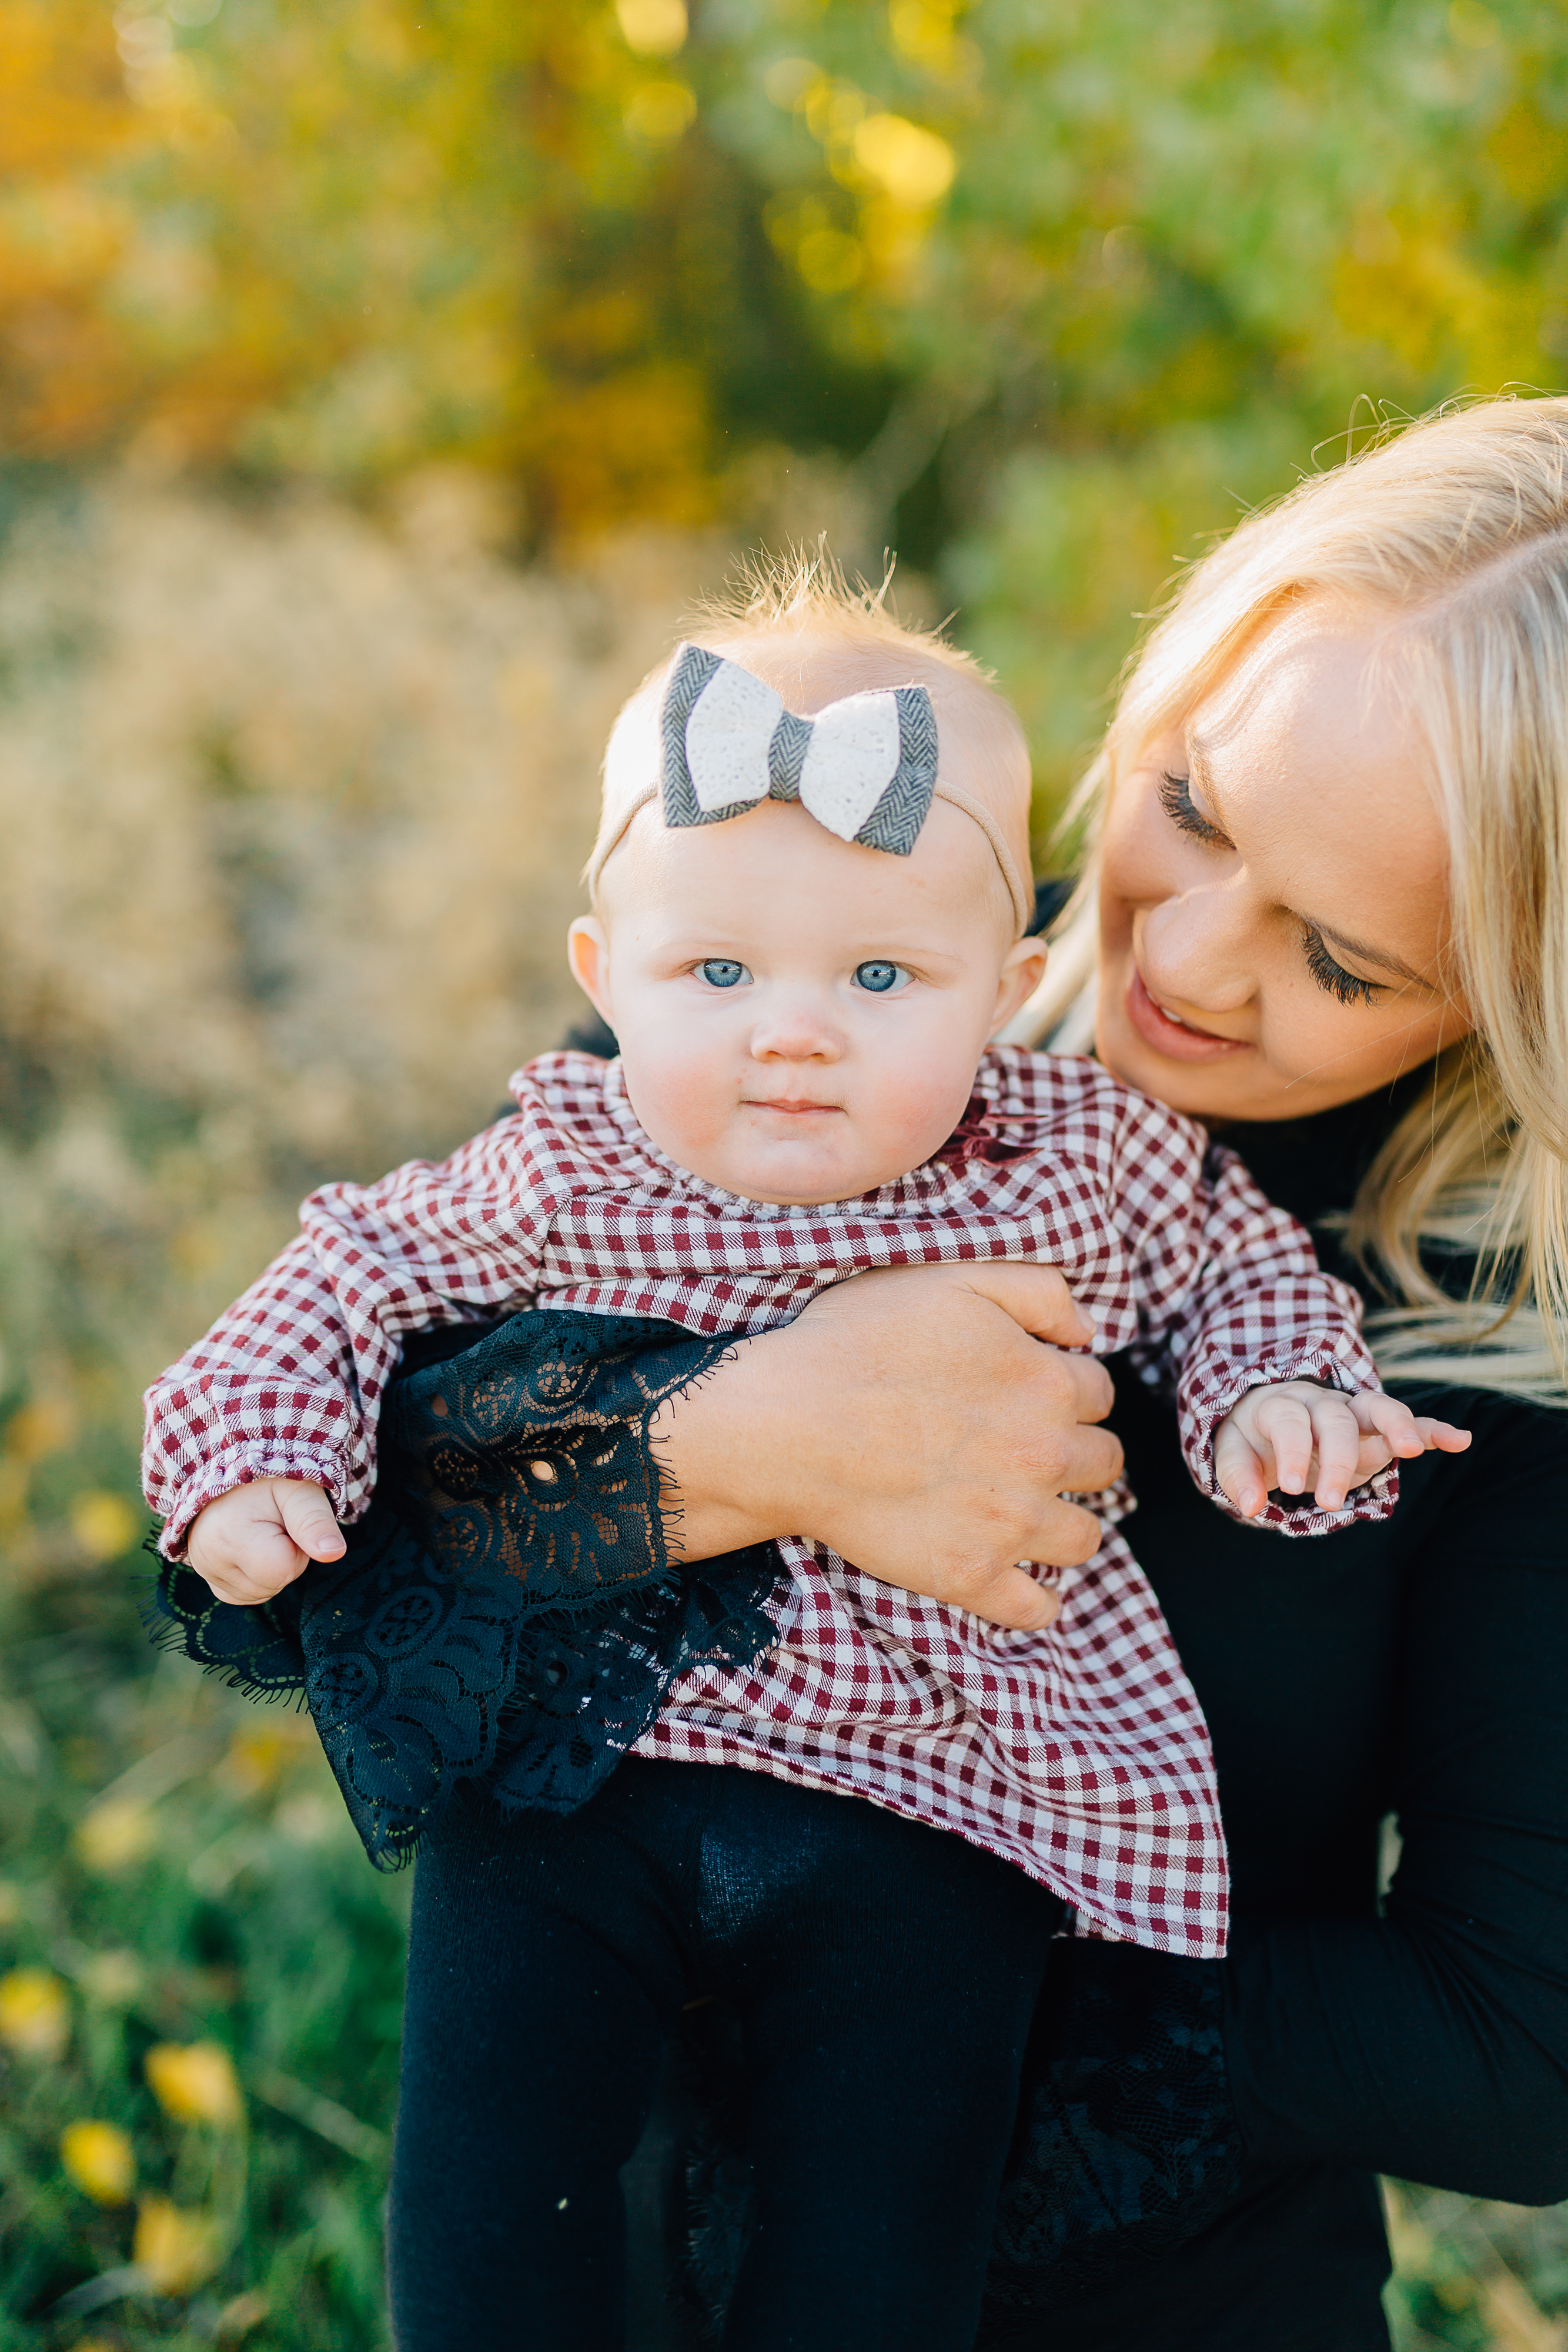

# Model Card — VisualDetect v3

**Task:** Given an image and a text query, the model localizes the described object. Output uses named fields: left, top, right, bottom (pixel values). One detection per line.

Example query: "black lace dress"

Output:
left=150, top=1309, right=781, bottom=1870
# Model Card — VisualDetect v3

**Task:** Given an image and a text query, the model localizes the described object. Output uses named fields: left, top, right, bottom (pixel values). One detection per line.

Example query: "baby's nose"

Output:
left=749, top=1003, right=843, bottom=1061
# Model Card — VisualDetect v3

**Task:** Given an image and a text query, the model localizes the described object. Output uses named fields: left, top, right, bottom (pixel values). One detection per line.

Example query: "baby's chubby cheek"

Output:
left=860, top=1058, right=979, bottom=1175
left=617, top=1024, right=981, bottom=1193
left=616, top=1033, right=737, bottom=1167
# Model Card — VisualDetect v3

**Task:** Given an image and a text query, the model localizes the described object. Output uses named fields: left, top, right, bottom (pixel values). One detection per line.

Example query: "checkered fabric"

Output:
left=143, top=1047, right=1393, bottom=1957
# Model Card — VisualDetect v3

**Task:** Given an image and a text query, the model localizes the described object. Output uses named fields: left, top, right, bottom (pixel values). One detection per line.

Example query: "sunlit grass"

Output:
left=0, top=1564, right=407, bottom=2350
left=1385, top=2184, right=1568, bottom=2351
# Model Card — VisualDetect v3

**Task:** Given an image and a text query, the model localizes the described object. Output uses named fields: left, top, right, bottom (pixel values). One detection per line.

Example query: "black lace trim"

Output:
left=978, top=1938, right=1244, bottom=2320
left=621, top=1942, right=1243, bottom=2337
left=148, top=1311, right=783, bottom=1870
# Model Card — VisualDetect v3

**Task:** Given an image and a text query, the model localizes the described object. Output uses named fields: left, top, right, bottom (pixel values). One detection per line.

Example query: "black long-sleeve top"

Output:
left=1054, top=1085, right=1568, bottom=2349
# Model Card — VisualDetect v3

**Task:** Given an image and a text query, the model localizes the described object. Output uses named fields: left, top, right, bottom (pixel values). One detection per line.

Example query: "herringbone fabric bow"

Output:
left=586, top=642, right=1035, bottom=932
left=660, top=641, right=940, bottom=855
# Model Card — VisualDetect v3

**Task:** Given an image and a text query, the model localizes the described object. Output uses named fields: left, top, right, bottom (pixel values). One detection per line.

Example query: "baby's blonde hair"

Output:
left=686, top=550, right=1024, bottom=755
left=1026, top=396, right=1568, bottom=1404
left=590, top=550, right=1032, bottom=907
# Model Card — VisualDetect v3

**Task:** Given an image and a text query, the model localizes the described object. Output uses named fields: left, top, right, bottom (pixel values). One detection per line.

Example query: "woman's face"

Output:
left=1096, top=603, right=1472, bottom=1124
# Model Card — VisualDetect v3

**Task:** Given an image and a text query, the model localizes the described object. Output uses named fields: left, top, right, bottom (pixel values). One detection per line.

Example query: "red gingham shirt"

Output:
left=143, top=1048, right=1394, bottom=1957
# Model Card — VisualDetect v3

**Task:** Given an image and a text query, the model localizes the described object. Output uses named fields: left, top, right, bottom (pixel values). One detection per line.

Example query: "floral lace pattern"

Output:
left=624, top=1940, right=1242, bottom=2338
left=979, top=1939, right=1243, bottom=2320
left=149, top=1311, right=783, bottom=1868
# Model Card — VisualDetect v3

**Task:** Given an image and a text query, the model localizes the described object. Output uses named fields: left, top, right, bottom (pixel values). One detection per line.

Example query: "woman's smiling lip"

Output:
left=1125, top=965, right=1251, bottom=1063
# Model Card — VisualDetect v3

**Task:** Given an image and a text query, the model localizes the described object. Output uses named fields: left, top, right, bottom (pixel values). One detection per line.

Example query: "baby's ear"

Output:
left=567, top=916, right=614, bottom=1023
left=989, top=937, right=1049, bottom=1037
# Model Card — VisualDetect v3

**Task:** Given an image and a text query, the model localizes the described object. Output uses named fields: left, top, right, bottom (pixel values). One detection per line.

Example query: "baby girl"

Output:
left=142, top=582, right=1465, bottom=2351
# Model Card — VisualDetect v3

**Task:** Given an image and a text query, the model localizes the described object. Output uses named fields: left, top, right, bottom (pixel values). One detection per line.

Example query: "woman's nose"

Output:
left=1139, top=886, right=1256, bottom=1015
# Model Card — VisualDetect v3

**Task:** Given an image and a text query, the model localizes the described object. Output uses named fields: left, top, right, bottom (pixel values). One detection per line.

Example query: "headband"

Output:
left=587, top=642, right=1034, bottom=935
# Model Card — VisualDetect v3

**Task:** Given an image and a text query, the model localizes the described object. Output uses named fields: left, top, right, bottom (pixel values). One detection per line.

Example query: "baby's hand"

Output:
left=185, top=1478, right=346, bottom=1605
left=1213, top=1380, right=1472, bottom=1519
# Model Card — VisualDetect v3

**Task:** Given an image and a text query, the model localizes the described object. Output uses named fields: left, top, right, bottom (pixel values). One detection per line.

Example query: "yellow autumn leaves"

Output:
left=853, top=114, right=957, bottom=211
left=615, top=0, right=687, bottom=56
left=0, top=0, right=977, bottom=529
left=763, top=63, right=959, bottom=297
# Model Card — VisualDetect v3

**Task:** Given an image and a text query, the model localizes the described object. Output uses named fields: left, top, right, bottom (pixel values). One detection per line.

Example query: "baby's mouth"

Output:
left=744, top=1097, right=844, bottom=1115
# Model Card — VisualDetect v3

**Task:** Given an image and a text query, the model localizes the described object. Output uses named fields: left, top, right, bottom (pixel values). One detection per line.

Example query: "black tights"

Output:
left=387, top=1760, right=1064, bottom=2352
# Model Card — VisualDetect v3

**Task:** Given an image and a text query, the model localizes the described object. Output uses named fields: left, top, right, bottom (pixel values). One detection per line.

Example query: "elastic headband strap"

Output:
left=587, top=777, right=1034, bottom=936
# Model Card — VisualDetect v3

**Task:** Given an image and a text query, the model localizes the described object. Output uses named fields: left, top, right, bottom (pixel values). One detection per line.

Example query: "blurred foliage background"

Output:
left=3, top=1, right=1568, bottom=2344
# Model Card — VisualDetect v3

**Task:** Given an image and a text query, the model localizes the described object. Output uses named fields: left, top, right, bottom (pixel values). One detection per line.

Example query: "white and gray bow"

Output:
left=660, top=643, right=939, bottom=856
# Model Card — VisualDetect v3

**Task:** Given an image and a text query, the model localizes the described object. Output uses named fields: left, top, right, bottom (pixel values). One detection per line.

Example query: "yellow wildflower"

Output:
left=69, top=1490, right=141, bottom=1562
left=220, top=1723, right=309, bottom=1796
left=4, top=1396, right=76, bottom=1463
left=74, top=1802, right=156, bottom=1874
left=0, top=1967, right=69, bottom=2060
left=133, top=2196, right=223, bottom=2294
left=145, top=2040, right=243, bottom=2129
left=78, top=1948, right=143, bottom=2006
left=61, top=2120, right=136, bottom=2205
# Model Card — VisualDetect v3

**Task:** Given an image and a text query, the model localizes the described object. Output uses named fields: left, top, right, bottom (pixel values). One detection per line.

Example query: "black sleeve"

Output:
left=1222, top=1389, right=1568, bottom=2203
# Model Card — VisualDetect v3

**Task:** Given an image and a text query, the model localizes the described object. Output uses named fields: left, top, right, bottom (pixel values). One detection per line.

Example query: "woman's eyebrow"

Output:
left=1183, top=739, right=1233, bottom=836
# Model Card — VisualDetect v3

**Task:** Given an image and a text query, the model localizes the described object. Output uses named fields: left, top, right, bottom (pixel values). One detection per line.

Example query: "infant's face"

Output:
left=571, top=799, right=1045, bottom=1205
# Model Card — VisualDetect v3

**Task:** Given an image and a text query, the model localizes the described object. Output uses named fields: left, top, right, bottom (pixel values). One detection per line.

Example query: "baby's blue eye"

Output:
left=853, top=961, right=908, bottom=994
left=697, top=958, right=750, bottom=989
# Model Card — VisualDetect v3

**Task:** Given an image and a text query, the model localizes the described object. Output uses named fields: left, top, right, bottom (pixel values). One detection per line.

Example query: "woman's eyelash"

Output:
left=1157, top=771, right=1227, bottom=844
left=1302, top=925, right=1380, bottom=1006
left=1158, top=771, right=1380, bottom=1008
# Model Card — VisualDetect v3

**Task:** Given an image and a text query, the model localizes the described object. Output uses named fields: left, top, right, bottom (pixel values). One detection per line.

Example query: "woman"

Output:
left=648, top=395, right=1568, bottom=2343
left=392, top=396, right=1568, bottom=2350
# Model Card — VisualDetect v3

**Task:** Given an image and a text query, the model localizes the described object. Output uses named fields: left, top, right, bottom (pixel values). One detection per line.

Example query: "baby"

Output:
left=142, top=582, right=1465, bottom=2350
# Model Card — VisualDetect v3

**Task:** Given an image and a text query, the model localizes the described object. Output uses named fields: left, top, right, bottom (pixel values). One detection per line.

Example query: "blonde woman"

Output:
left=390, top=404, right=1567, bottom=2351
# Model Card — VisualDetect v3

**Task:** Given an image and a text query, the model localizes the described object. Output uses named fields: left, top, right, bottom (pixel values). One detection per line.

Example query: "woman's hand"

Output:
left=651, top=1262, right=1122, bottom=1631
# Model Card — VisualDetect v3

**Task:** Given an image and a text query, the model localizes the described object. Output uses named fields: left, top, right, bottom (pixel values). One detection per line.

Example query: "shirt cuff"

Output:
left=1180, top=1338, right=1399, bottom=1536
left=155, top=1443, right=351, bottom=1560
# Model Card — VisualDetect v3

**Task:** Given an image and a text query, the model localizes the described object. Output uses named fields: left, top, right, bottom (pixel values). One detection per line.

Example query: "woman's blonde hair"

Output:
left=1021, top=396, right=1568, bottom=1404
